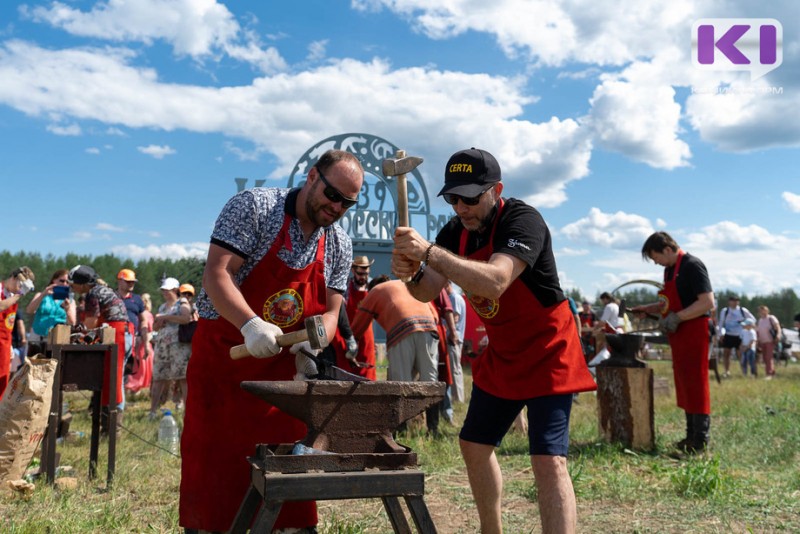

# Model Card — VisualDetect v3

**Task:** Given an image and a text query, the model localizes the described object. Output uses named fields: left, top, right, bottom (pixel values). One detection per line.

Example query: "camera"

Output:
left=53, top=285, right=70, bottom=300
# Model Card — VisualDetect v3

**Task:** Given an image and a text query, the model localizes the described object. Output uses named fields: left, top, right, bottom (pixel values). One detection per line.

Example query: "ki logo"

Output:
left=692, top=18, right=782, bottom=81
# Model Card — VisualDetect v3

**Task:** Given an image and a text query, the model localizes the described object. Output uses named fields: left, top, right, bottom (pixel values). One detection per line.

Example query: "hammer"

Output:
left=230, top=315, right=328, bottom=360
left=382, top=149, right=423, bottom=281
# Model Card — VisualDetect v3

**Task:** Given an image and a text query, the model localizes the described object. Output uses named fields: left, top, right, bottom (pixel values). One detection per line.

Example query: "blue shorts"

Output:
left=459, top=384, right=573, bottom=456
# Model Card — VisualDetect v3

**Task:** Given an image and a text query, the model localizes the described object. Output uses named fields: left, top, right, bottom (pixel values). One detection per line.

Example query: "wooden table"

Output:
left=43, top=325, right=119, bottom=486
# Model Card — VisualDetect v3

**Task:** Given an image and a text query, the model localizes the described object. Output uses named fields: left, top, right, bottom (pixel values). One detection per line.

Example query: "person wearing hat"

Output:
left=149, top=277, right=193, bottom=418
left=0, top=266, right=35, bottom=398
left=392, top=148, right=596, bottom=533
left=180, top=149, right=363, bottom=533
left=717, top=295, right=755, bottom=378
left=68, top=265, right=132, bottom=430
left=632, top=232, right=715, bottom=455
left=329, top=255, right=376, bottom=379
left=115, top=269, right=146, bottom=376
left=739, top=318, right=758, bottom=377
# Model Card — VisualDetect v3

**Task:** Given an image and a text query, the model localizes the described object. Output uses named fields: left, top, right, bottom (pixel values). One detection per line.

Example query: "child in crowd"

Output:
left=739, top=318, right=757, bottom=377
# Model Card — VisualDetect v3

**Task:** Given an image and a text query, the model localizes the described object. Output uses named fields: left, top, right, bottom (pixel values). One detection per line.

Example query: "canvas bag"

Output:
left=0, top=357, right=58, bottom=483
left=178, top=299, right=199, bottom=344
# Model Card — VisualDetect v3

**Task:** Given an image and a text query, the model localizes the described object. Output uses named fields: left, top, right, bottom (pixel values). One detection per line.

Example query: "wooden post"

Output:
left=596, top=367, right=655, bottom=450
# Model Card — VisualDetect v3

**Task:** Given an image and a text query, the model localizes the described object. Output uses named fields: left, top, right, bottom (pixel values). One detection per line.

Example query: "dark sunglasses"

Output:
left=443, top=185, right=493, bottom=206
left=316, top=167, right=358, bottom=209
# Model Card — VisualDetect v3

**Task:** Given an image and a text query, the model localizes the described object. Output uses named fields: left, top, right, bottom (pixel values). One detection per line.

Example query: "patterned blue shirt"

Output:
left=196, top=187, right=352, bottom=319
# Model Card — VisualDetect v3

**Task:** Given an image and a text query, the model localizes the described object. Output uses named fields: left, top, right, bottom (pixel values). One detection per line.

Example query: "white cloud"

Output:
left=138, top=144, right=176, bottom=159
left=307, top=40, right=328, bottom=62
left=22, top=0, right=286, bottom=73
left=86, top=147, right=100, bottom=154
left=560, top=208, right=655, bottom=249
left=685, top=221, right=786, bottom=251
left=111, top=242, right=209, bottom=260
left=46, top=123, right=81, bottom=136
left=585, top=75, right=690, bottom=168
left=0, top=42, right=591, bottom=206
left=783, top=191, right=800, bottom=213
left=105, top=127, right=126, bottom=136
left=95, top=222, right=125, bottom=232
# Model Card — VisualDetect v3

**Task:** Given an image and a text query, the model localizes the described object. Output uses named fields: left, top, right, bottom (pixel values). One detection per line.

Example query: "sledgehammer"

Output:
left=382, top=149, right=423, bottom=281
left=230, top=315, right=328, bottom=360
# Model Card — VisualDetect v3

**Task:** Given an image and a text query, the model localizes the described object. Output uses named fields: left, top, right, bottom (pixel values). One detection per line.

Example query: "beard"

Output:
left=305, top=182, right=343, bottom=228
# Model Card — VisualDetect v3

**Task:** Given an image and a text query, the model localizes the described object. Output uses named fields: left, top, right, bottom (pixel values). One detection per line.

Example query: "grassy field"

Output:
left=2, top=360, right=800, bottom=533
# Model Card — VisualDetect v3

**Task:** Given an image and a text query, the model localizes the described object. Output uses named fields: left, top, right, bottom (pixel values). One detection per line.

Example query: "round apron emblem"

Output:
left=658, top=294, right=669, bottom=316
left=264, top=289, right=304, bottom=328
left=467, top=293, right=499, bottom=320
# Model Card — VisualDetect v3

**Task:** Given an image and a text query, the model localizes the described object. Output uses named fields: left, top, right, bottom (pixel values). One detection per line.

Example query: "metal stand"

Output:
left=229, top=446, right=437, bottom=534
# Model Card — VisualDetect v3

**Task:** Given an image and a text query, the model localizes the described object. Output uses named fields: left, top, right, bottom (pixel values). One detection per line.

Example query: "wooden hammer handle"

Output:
left=229, top=329, right=310, bottom=360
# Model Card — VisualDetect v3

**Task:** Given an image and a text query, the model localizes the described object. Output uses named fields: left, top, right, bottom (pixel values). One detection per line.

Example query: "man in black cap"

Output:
left=68, top=265, right=131, bottom=431
left=393, top=148, right=595, bottom=534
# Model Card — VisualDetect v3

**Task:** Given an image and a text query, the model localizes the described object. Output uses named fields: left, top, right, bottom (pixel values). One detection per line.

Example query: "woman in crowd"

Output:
left=125, top=292, right=154, bottom=395
left=756, top=305, right=781, bottom=380
left=0, top=266, right=35, bottom=398
left=149, top=278, right=192, bottom=419
left=25, top=269, right=76, bottom=342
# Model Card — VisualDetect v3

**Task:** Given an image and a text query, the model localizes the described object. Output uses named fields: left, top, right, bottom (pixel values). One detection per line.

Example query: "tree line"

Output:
left=0, top=250, right=205, bottom=318
left=3, top=250, right=798, bottom=328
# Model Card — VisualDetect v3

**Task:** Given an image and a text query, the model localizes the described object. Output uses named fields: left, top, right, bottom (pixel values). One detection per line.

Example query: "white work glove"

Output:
left=290, top=341, right=319, bottom=380
left=18, top=279, right=34, bottom=296
left=344, top=336, right=359, bottom=361
left=240, top=317, right=283, bottom=358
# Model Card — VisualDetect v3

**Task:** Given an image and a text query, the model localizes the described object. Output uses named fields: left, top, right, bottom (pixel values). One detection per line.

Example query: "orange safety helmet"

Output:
left=117, top=268, right=137, bottom=282
left=179, top=283, right=195, bottom=296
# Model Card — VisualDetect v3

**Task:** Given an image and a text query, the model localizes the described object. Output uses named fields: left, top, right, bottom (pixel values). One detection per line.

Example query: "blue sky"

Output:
left=1, top=0, right=799, bottom=299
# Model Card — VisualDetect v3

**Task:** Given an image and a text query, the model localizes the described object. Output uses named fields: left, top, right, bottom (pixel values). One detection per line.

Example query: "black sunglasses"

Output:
left=316, top=167, right=358, bottom=209
left=443, top=185, right=493, bottom=206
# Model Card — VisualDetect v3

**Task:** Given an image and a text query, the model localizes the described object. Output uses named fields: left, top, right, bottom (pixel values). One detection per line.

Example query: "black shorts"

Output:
left=721, top=334, right=742, bottom=349
left=459, top=384, right=573, bottom=456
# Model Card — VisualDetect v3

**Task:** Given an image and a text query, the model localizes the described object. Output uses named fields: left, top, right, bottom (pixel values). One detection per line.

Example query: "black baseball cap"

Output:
left=438, top=148, right=501, bottom=198
left=69, top=265, right=98, bottom=285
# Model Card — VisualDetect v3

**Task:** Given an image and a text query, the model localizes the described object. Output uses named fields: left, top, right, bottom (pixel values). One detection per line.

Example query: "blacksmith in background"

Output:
left=392, top=147, right=596, bottom=534
left=632, top=231, right=715, bottom=454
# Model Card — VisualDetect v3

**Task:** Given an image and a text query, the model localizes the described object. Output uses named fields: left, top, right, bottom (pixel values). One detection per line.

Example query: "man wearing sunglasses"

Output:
left=180, top=149, right=363, bottom=534
left=393, top=147, right=595, bottom=534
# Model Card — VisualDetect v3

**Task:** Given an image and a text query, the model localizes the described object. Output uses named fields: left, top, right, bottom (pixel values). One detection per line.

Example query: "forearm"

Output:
left=25, top=292, right=45, bottom=314
left=0, top=295, right=21, bottom=312
left=204, top=265, right=257, bottom=330
left=426, top=245, right=516, bottom=301
left=677, top=292, right=715, bottom=321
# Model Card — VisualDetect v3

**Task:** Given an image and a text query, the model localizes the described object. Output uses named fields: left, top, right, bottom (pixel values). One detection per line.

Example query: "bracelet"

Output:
left=423, top=243, right=436, bottom=265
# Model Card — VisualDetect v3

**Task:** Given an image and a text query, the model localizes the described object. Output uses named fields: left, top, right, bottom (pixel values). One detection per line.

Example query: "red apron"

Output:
left=180, top=214, right=325, bottom=531
left=659, top=251, right=710, bottom=414
left=333, top=282, right=377, bottom=380
left=459, top=200, right=596, bottom=400
left=102, top=320, right=131, bottom=407
left=0, top=285, right=16, bottom=399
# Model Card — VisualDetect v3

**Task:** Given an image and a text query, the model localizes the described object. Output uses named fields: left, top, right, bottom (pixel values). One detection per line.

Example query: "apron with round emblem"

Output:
left=180, top=213, right=326, bottom=531
left=459, top=199, right=596, bottom=400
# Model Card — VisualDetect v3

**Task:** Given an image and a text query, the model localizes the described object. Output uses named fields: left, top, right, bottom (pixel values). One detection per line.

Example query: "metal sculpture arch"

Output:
left=287, top=133, right=448, bottom=245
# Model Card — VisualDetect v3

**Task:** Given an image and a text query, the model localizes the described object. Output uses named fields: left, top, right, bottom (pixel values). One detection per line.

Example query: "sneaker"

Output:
left=147, top=411, right=158, bottom=421
left=176, top=401, right=185, bottom=411
left=765, top=375, right=773, bottom=381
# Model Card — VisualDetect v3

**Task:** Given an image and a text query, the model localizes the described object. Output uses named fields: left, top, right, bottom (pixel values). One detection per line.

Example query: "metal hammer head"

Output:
left=304, top=315, right=329, bottom=350
left=382, top=155, right=423, bottom=177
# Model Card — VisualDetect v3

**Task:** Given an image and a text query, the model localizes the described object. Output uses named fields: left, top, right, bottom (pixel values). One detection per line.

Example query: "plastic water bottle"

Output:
left=158, top=410, right=180, bottom=454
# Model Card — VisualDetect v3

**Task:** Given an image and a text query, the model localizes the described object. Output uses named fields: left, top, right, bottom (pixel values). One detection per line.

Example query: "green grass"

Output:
left=3, top=361, right=800, bottom=532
